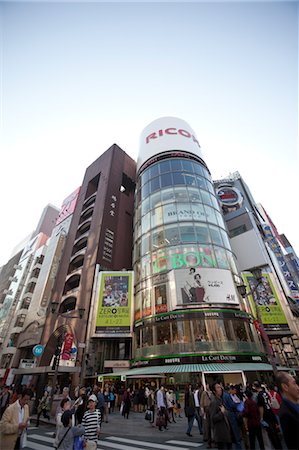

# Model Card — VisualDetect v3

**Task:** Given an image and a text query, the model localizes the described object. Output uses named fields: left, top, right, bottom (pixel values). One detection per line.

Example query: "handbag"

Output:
left=73, top=435, right=84, bottom=450
left=85, top=441, right=97, bottom=450
left=145, top=409, right=152, bottom=421
left=156, top=411, right=165, bottom=428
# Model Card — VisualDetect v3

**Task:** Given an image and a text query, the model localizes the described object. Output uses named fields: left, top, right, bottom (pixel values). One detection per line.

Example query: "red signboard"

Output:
left=61, top=333, right=74, bottom=360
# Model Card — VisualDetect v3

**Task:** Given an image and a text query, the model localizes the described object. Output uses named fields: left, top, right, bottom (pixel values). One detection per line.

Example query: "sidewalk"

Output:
left=30, top=409, right=205, bottom=442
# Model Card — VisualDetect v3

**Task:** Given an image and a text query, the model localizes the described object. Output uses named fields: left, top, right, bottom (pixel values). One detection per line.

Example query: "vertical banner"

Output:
left=61, top=333, right=74, bottom=360
left=95, top=272, right=133, bottom=335
left=243, top=272, right=289, bottom=332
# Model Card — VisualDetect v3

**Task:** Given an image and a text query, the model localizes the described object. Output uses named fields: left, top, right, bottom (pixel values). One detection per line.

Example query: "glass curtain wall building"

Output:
left=132, top=118, right=265, bottom=374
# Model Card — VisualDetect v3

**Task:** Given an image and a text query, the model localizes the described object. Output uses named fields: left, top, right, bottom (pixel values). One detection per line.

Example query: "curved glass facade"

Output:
left=134, top=118, right=264, bottom=365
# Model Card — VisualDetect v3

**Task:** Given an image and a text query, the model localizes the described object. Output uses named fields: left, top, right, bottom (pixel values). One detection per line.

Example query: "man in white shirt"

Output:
left=194, top=384, right=203, bottom=434
left=156, top=386, right=168, bottom=431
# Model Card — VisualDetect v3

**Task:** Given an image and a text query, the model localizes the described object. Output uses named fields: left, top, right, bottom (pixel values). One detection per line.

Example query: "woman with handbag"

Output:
left=56, top=410, right=84, bottom=450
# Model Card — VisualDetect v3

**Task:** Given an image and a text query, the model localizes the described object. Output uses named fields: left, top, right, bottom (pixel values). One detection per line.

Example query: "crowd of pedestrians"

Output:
left=0, top=372, right=298, bottom=450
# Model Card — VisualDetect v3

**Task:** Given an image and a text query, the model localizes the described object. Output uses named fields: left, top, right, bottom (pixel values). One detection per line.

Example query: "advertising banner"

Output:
left=61, top=333, right=74, bottom=360
left=171, top=267, right=239, bottom=306
left=95, top=272, right=133, bottom=335
left=243, top=273, right=289, bottom=332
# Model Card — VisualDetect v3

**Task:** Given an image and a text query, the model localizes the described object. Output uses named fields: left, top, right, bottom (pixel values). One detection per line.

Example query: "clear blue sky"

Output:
left=0, top=0, right=298, bottom=266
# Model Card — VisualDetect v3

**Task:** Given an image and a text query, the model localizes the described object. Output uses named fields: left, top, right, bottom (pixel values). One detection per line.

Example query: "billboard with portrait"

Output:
left=243, top=272, right=289, bottom=332
left=95, top=272, right=133, bottom=335
left=170, top=267, right=239, bottom=307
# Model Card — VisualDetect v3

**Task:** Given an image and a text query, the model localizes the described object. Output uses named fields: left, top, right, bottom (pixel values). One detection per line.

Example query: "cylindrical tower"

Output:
left=133, top=117, right=265, bottom=383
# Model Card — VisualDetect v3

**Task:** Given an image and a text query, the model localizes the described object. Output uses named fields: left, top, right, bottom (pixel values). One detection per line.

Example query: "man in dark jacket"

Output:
left=276, top=371, right=299, bottom=450
left=209, top=383, right=232, bottom=450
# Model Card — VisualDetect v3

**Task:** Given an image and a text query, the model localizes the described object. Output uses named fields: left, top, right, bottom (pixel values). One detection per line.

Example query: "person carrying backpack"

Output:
left=268, top=385, right=282, bottom=417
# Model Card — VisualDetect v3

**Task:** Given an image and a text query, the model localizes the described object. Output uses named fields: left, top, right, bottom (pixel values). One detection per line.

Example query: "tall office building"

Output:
left=39, top=144, right=136, bottom=387
left=131, top=118, right=266, bottom=386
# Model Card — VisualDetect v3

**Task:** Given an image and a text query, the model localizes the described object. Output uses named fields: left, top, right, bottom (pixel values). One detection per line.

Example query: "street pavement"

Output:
left=27, top=410, right=206, bottom=450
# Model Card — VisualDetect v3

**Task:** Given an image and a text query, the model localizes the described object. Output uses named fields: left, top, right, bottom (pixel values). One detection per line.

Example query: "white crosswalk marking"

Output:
left=105, top=436, right=189, bottom=450
left=99, top=441, right=145, bottom=450
left=166, top=441, right=203, bottom=447
left=28, top=433, right=54, bottom=443
left=26, top=441, right=52, bottom=450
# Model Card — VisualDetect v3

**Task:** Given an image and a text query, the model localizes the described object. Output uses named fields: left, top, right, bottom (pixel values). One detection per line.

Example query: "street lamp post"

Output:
left=50, top=301, right=85, bottom=405
left=237, top=268, right=278, bottom=376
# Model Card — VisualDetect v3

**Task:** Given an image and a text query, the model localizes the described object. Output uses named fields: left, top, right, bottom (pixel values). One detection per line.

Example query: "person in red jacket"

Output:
left=243, top=390, right=265, bottom=450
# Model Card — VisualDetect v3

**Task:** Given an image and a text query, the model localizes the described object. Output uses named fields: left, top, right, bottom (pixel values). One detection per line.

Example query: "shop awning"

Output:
left=98, top=362, right=275, bottom=378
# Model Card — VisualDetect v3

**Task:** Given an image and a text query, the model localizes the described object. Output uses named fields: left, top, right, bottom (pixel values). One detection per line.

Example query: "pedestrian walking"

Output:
left=276, top=371, right=299, bottom=450
left=156, top=385, right=168, bottom=431
left=82, top=395, right=101, bottom=450
left=74, top=387, right=88, bottom=425
left=36, top=390, right=50, bottom=426
left=222, top=385, right=243, bottom=450
left=0, top=388, right=31, bottom=450
left=201, top=383, right=214, bottom=448
left=184, top=384, right=196, bottom=437
left=56, top=410, right=85, bottom=450
left=243, top=390, right=264, bottom=450
left=209, top=383, right=232, bottom=450
left=122, top=388, right=132, bottom=419
left=194, top=383, right=204, bottom=434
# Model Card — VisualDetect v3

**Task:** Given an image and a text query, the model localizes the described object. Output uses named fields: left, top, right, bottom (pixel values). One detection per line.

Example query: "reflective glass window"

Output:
left=141, top=197, right=150, bottom=216
left=164, top=203, right=177, bottom=224
left=173, top=172, right=185, bottom=185
left=149, top=164, right=159, bottom=178
left=224, top=319, right=236, bottom=341
left=135, top=291, right=141, bottom=320
left=152, top=249, right=169, bottom=273
left=150, top=191, right=161, bottom=209
left=193, top=320, right=208, bottom=342
left=201, top=190, right=213, bottom=206
left=177, top=203, right=205, bottom=222
left=211, top=194, right=220, bottom=210
left=196, top=176, right=207, bottom=190
left=142, top=326, right=153, bottom=347
left=141, top=212, right=150, bottom=235
left=194, top=163, right=204, bottom=176
left=180, top=224, right=196, bottom=243
left=151, top=207, right=163, bottom=229
left=159, top=160, right=171, bottom=173
left=171, top=159, right=182, bottom=171
left=172, top=321, right=192, bottom=344
left=215, top=210, right=226, bottom=228
left=151, top=177, right=160, bottom=192
left=154, top=284, right=168, bottom=314
left=160, top=173, right=173, bottom=188
left=202, top=167, right=210, bottom=180
left=161, top=188, right=175, bottom=204
left=156, top=322, right=171, bottom=345
left=135, top=239, right=141, bottom=261
left=184, top=174, right=196, bottom=186
left=226, top=251, right=238, bottom=274
left=140, top=254, right=152, bottom=279
left=142, top=182, right=150, bottom=199
left=141, top=289, right=152, bottom=317
left=164, top=226, right=180, bottom=246
left=220, top=229, right=231, bottom=249
left=152, top=228, right=165, bottom=249
left=214, top=246, right=229, bottom=269
left=182, top=160, right=194, bottom=172
left=141, top=234, right=150, bottom=254
left=142, top=169, right=150, bottom=185
left=188, top=187, right=201, bottom=203
left=232, top=320, right=248, bottom=341
left=204, top=205, right=218, bottom=225
left=206, top=319, right=227, bottom=342
left=210, top=225, right=223, bottom=245
left=206, top=181, right=215, bottom=194
left=195, top=225, right=211, bottom=244
left=174, top=187, right=189, bottom=202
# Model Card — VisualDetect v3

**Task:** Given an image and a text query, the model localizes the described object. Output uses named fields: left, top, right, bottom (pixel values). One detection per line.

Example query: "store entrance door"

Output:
left=203, top=372, right=244, bottom=388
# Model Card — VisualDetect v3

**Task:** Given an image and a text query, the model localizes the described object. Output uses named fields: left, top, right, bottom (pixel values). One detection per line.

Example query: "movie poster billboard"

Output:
left=95, top=272, right=133, bottom=335
left=243, top=272, right=289, bottom=332
left=171, top=267, right=239, bottom=307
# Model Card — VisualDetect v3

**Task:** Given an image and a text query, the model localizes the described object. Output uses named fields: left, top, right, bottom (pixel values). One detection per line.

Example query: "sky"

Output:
left=0, top=0, right=298, bottom=267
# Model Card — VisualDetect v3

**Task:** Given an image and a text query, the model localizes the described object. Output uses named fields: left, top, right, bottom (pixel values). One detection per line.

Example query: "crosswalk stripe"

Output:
left=99, top=441, right=145, bottom=450
left=28, top=434, right=54, bottom=443
left=105, top=436, right=189, bottom=450
left=27, top=426, right=38, bottom=430
left=45, top=431, right=54, bottom=436
left=26, top=441, right=52, bottom=450
left=166, top=441, right=203, bottom=447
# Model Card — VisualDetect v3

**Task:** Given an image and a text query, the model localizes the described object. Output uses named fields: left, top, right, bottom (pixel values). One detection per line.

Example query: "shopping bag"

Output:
left=145, top=410, right=152, bottom=421
left=156, top=413, right=165, bottom=428
left=74, top=435, right=84, bottom=450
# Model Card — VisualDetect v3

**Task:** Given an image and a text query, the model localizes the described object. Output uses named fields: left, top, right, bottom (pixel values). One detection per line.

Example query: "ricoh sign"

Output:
left=138, top=117, right=204, bottom=171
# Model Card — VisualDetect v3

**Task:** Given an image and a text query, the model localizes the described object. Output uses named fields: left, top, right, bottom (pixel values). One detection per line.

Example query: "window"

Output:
left=194, top=163, right=204, bottom=176
left=195, top=225, right=211, bottom=244
left=164, top=226, right=180, bottom=246
left=172, top=320, right=192, bottom=344
left=141, top=182, right=150, bottom=199
left=173, top=172, right=185, bottom=185
left=14, top=314, right=26, bottom=328
left=214, top=247, right=229, bottom=269
left=193, top=320, right=208, bottom=342
left=180, top=225, right=196, bottom=243
left=151, top=177, right=160, bottom=192
left=230, top=224, right=247, bottom=237
left=156, top=322, right=171, bottom=345
left=159, top=160, right=171, bottom=173
left=141, top=197, right=150, bottom=216
left=149, top=164, right=159, bottom=178
left=154, top=284, right=167, bottom=314
left=160, top=173, right=173, bottom=188
left=141, top=213, right=150, bottom=235
left=150, top=191, right=162, bottom=210
left=220, top=229, right=230, bottom=249
left=170, top=159, right=182, bottom=171
left=174, top=187, right=189, bottom=202
left=196, top=176, right=207, bottom=190
left=184, top=174, right=196, bottom=186
left=232, top=320, right=248, bottom=341
left=151, top=207, right=163, bottom=229
left=204, top=206, right=218, bottom=225
left=209, top=225, right=223, bottom=246
left=20, top=298, right=31, bottom=310
left=142, top=326, right=153, bottom=347
left=181, top=160, right=194, bottom=172
left=161, top=188, right=175, bottom=204
left=152, top=228, right=166, bottom=249
left=188, top=187, right=201, bottom=203
left=141, top=234, right=150, bottom=255
left=201, top=190, right=213, bottom=206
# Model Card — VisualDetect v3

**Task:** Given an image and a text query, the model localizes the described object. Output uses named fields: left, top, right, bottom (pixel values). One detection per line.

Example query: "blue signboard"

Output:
left=32, top=344, right=44, bottom=357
